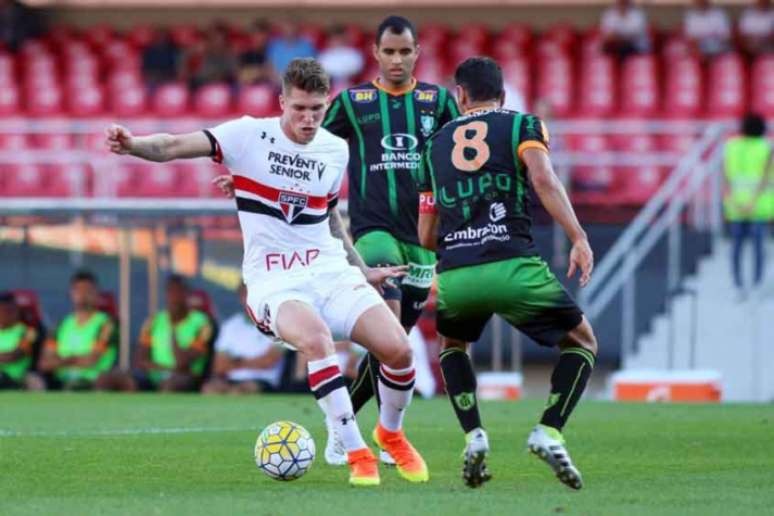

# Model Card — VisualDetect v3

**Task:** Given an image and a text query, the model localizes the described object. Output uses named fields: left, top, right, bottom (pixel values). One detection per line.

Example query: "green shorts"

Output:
left=355, top=230, right=436, bottom=328
left=437, top=256, right=583, bottom=346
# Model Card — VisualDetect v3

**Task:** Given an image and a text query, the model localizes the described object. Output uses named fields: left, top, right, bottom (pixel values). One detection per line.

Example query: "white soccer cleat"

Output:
left=462, top=428, right=492, bottom=488
left=323, top=418, right=348, bottom=466
left=527, top=424, right=583, bottom=490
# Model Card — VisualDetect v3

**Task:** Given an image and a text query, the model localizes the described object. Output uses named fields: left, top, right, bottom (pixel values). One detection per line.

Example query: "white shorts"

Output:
left=244, top=265, right=384, bottom=343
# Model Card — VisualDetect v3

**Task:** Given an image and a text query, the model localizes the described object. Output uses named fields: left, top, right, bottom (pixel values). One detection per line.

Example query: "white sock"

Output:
left=378, top=362, right=416, bottom=432
left=308, top=355, right=366, bottom=452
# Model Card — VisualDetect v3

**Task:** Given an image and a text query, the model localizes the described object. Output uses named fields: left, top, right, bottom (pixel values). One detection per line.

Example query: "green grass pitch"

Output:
left=1, top=393, right=772, bottom=515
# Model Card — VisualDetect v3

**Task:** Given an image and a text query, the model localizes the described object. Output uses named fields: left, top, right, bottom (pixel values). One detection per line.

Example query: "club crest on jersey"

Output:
left=350, top=89, right=377, bottom=103
left=278, top=191, right=308, bottom=223
left=414, top=89, right=437, bottom=103
left=420, top=115, right=435, bottom=137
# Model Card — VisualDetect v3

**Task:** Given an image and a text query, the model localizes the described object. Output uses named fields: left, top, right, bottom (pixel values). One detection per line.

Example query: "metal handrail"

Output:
left=579, top=123, right=727, bottom=313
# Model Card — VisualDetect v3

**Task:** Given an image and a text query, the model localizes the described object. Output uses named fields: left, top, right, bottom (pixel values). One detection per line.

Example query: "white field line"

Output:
left=0, top=425, right=255, bottom=438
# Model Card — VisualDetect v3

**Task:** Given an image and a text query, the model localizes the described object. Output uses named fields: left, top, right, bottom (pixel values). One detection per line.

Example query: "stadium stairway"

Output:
left=626, top=238, right=774, bottom=402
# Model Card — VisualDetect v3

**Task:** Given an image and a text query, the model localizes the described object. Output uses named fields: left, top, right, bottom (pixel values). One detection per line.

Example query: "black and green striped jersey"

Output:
left=323, top=79, right=460, bottom=244
left=416, top=108, right=550, bottom=272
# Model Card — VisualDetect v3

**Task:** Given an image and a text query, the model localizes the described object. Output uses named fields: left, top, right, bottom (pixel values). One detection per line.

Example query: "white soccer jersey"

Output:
left=207, top=116, right=350, bottom=286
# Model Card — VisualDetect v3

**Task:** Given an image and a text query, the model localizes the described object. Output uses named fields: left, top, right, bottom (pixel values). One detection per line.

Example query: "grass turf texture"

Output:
left=1, top=394, right=772, bottom=516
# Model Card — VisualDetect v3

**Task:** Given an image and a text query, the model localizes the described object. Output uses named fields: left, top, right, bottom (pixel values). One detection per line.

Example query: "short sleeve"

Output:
left=322, top=93, right=352, bottom=139
left=205, top=115, right=254, bottom=168
left=516, top=114, right=550, bottom=161
left=326, top=140, right=349, bottom=209
left=416, top=144, right=437, bottom=215
left=436, top=88, right=460, bottom=128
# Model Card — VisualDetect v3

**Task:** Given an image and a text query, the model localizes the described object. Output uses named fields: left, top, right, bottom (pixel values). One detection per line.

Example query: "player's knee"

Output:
left=382, top=334, right=413, bottom=370
left=440, top=336, right=467, bottom=353
left=572, top=319, right=598, bottom=356
left=297, top=331, right=335, bottom=360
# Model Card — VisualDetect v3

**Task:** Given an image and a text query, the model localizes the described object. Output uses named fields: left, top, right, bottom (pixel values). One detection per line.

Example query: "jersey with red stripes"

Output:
left=206, top=116, right=350, bottom=285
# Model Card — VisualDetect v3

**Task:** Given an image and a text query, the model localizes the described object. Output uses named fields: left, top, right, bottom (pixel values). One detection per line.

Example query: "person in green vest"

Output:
left=0, top=292, right=44, bottom=390
left=133, top=274, right=213, bottom=392
left=724, top=113, right=773, bottom=300
left=38, top=271, right=117, bottom=390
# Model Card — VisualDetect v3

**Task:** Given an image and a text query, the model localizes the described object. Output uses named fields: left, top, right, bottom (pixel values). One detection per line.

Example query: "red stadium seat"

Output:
left=126, top=25, right=157, bottom=48
left=19, top=39, right=50, bottom=58
left=11, top=290, right=43, bottom=328
left=498, top=23, right=532, bottom=52
left=578, top=55, right=615, bottom=117
left=107, top=69, right=143, bottom=92
left=0, top=164, right=81, bottom=197
left=544, top=23, right=577, bottom=50
left=501, top=57, right=530, bottom=105
left=194, top=83, right=233, bottom=118
left=707, top=54, right=747, bottom=118
left=170, top=25, right=201, bottom=47
left=620, top=55, right=659, bottom=116
left=0, top=53, right=15, bottom=79
left=567, top=134, right=615, bottom=202
left=0, top=133, right=28, bottom=150
left=751, top=55, right=774, bottom=117
left=96, top=291, right=118, bottom=319
left=237, top=84, right=277, bottom=117
left=115, top=162, right=182, bottom=197
left=664, top=56, right=702, bottom=117
left=612, top=133, right=665, bottom=204
left=30, top=133, right=73, bottom=150
left=415, top=59, right=445, bottom=84
left=69, top=85, right=105, bottom=116
left=151, top=83, right=190, bottom=117
left=188, top=289, right=217, bottom=320
left=457, top=24, right=490, bottom=48
left=419, top=24, right=449, bottom=47
left=536, top=55, right=573, bottom=117
left=83, top=24, right=115, bottom=49
left=449, top=38, right=483, bottom=65
left=25, top=86, right=63, bottom=116
left=110, top=85, right=147, bottom=117
left=0, top=84, right=20, bottom=116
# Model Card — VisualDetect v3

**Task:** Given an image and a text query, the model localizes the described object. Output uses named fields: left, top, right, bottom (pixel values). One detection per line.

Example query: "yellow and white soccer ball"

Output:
left=254, top=421, right=316, bottom=481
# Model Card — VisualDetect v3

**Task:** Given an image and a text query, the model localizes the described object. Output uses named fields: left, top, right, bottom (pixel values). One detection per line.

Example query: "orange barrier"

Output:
left=610, top=370, right=722, bottom=402
left=477, top=372, right=522, bottom=401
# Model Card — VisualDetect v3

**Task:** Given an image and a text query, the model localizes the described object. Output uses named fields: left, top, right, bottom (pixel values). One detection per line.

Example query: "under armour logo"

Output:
left=340, top=414, right=356, bottom=425
left=260, top=132, right=276, bottom=144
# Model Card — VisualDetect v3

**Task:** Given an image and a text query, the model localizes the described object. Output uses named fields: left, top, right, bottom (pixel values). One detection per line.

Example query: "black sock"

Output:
left=440, top=347, right=482, bottom=434
left=540, top=347, right=595, bottom=432
left=349, top=354, right=373, bottom=414
left=349, top=353, right=381, bottom=413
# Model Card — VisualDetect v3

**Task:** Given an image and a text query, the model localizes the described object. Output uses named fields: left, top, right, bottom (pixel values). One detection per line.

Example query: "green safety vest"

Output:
left=0, top=323, right=33, bottom=381
left=724, top=137, right=773, bottom=221
left=55, top=311, right=116, bottom=382
left=147, top=310, right=210, bottom=383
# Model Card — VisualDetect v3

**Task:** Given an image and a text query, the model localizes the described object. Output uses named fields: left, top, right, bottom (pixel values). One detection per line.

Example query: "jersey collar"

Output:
left=372, top=77, right=417, bottom=96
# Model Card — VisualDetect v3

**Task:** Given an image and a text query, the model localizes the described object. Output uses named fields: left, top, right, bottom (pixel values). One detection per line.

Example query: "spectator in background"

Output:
left=201, top=284, right=284, bottom=394
left=600, top=0, right=651, bottom=59
left=0, top=292, right=43, bottom=390
left=684, top=0, right=732, bottom=58
left=739, top=0, right=773, bottom=56
left=724, top=113, right=773, bottom=300
left=0, top=0, right=44, bottom=51
left=132, top=275, right=213, bottom=392
left=267, top=20, right=317, bottom=75
left=318, top=25, right=364, bottom=88
left=142, top=30, right=180, bottom=88
left=38, top=271, right=117, bottom=390
left=190, top=23, right=238, bottom=88
left=238, top=19, right=275, bottom=85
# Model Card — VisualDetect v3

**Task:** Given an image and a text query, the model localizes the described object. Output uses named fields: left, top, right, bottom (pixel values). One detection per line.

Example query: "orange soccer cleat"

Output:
left=347, top=447, right=380, bottom=487
left=372, top=424, right=429, bottom=483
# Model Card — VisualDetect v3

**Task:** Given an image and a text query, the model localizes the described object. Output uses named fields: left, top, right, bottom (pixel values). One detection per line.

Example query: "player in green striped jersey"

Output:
left=322, top=16, right=459, bottom=466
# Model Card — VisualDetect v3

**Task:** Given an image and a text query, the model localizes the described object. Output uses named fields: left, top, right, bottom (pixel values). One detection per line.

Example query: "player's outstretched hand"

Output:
left=212, top=175, right=235, bottom=199
left=105, top=124, right=133, bottom=155
left=365, top=265, right=408, bottom=294
left=568, top=238, right=594, bottom=288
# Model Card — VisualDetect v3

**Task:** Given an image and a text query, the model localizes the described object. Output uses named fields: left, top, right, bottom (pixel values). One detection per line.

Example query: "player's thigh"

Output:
left=274, top=300, right=335, bottom=360
left=399, top=242, right=436, bottom=329
left=496, top=257, right=584, bottom=349
left=436, top=268, right=492, bottom=344
left=350, top=303, right=412, bottom=369
left=355, top=230, right=405, bottom=302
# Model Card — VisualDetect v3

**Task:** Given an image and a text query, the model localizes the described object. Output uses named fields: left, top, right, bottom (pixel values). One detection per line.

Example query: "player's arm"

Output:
left=235, top=346, right=284, bottom=370
left=105, top=124, right=212, bottom=162
left=135, top=319, right=164, bottom=371
left=329, top=207, right=406, bottom=291
left=38, top=334, right=67, bottom=372
left=68, top=319, right=114, bottom=368
left=0, top=327, right=36, bottom=363
left=417, top=191, right=439, bottom=251
left=523, top=148, right=593, bottom=287
left=172, top=320, right=212, bottom=373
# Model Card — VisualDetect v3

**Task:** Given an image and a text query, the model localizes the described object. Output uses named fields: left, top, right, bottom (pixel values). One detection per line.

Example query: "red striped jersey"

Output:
left=206, top=116, right=350, bottom=284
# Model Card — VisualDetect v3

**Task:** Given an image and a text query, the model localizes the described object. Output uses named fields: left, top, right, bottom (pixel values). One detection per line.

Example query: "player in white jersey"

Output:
left=104, top=58, right=429, bottom=487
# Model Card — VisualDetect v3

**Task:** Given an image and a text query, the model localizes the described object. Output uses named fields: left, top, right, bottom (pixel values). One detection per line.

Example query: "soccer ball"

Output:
left=254, top=421, right=316, bottom=481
